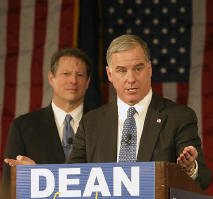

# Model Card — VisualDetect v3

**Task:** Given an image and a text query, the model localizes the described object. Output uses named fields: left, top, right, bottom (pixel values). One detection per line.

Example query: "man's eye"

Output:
left=116, top=68, right=126, bottom=73
left=63, top=72, right=69, bottom=76
left=135, top=66, right=144, bottom=72
left=135, top=67, right=142, bottom=72
left=77, top=73, right=84, bottom=77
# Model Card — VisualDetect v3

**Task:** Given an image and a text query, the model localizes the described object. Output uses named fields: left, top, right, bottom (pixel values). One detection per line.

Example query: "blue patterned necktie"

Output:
left=62, top=114, right=75, bottom=160
left=118, top=107, right=137, bottom=162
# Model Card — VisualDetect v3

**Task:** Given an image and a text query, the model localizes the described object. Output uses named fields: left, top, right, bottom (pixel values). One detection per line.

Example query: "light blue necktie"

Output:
left=62, top=114, right=75, bottom=160
left=118, top=107, right=137, bottom=162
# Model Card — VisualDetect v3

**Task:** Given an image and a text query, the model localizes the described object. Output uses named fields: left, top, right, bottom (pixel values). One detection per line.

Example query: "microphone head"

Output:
left=125, top=133, right=132, bottom=144
left=68, top=137, right=73, bottom=145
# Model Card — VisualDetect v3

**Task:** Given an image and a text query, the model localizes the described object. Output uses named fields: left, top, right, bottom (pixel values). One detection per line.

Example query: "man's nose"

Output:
left=127, top=71, right=136, bottom=83
left=69, top=74, right=78, bottom=83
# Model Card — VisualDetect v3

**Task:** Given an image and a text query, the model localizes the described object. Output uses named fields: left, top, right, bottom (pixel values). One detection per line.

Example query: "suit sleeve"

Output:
left=2, top=120, right=26, bottom=189
left=175, top=108, right=211, bottom=189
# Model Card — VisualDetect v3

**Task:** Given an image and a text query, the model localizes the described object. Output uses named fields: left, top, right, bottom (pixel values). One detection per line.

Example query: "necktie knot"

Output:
left=65, top=114, right=72, bottom=124
left=127, top=107, right=137, bottom=118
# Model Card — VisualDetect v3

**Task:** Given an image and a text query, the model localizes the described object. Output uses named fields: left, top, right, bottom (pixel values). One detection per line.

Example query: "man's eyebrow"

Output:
left=134, top=63, right=145, bottom=67
left=115, top=65, right=126, bottom=69
left=114, top=63, right=145, bottom=69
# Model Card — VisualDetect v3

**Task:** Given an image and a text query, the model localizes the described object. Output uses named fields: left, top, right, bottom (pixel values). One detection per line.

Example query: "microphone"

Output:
left=68, top=137, right=73, bottom=145
left=126, top=133, right=132, bottom=144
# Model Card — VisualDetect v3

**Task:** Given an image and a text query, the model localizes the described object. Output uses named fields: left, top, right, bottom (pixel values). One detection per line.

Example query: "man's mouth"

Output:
left=126, top=88, right=138, bottom=93
left=66, top=88, right=78, bottom=92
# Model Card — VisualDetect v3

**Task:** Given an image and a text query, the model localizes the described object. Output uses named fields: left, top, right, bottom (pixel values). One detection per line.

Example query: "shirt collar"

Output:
left=117, top=89, right=153, bottom=121
left=51, top=101, right=83, bottom=126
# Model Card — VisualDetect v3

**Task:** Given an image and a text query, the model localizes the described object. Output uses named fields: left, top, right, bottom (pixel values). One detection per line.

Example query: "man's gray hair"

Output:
left=106, top=34, right=150, bottom=66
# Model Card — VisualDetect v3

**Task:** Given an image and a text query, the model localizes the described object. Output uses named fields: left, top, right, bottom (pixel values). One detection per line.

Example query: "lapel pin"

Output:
left=157, top=118, right=161, bottom=123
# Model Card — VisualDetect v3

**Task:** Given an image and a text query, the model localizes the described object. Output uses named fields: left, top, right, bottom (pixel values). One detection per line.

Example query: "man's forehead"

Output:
left=111, top=46, right=146, bottom=58
left=114, top=62, right=146, bottom=69
left=56, top=57, right=87, bottom=72
left=111, top=54, right=147, bottom=67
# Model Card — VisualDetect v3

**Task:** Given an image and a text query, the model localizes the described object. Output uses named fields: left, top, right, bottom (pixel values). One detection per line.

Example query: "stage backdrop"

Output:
left=0, top=0, right=212, bottom=195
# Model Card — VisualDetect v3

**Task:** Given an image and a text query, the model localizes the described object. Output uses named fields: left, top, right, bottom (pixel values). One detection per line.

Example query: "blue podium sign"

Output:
left=16, top=162, right=155, bottom=199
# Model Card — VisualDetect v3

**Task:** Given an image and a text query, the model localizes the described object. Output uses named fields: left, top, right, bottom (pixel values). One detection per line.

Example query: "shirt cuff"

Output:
left=190, top=160, right=198, bottom=180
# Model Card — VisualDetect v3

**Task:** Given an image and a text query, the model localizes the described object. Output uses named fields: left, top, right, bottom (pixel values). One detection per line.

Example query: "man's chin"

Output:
left=123, top=97, right=140, bottom=106
left=66, top=96, right=83, bottom=104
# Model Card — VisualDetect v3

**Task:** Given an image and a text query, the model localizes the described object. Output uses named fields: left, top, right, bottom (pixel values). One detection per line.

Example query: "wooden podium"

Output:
left=10, top=161, right=209, bottom=199
left=155, top=162, right=205, bottom=198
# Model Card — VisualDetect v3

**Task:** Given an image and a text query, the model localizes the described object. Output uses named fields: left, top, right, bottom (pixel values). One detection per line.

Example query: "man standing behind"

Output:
left=2, top=48, right=91, bottom=191
left=68, top=34, right=211, bottom=190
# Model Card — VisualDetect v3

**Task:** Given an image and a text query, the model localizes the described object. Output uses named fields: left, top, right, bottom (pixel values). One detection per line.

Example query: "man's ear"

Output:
left=148, top=61, right=152, bottom=78
left=86, top=76, right=90, bottom=89
left=48, top=71, right=54, bottom=87
left=106, top=66, right=112, bottom=82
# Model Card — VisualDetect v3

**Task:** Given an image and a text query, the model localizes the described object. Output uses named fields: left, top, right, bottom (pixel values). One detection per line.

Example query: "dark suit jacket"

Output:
left=2, top=105, right=64, bottom=187
left=68, top=93, right=211, bottom=189
left=2, top=103, right=90, bottom=188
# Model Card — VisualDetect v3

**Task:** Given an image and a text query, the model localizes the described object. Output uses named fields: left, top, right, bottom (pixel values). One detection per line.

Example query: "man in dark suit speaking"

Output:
left=2, top=48, right=92, bottom=192
left=68, top=34, right=211, bottom=189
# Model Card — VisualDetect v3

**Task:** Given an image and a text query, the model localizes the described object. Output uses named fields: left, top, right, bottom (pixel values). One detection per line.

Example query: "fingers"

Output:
left=182, top=146, right=198, bottom=159
left=178, top=146, right=197, bottom=162
left=4, top=158, right=19, bottom=167
left=177, top=151, right=193, bottom=164
left=177, top=146, right=197, bottom=175
left=4, top=155, right=36, bottom=166
left=17, top=155, right=25, bottom=161
left=16, top=155, right=36, bottom=165
left=177, top=154, right=191, bottom=171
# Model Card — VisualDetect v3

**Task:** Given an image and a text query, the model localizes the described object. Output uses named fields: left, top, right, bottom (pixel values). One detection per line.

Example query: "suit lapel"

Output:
left=137, top=93, right=167, bottom=161
left=99, top=101, right=118, bottom=162
left=42, top=105, right=65, bottom=162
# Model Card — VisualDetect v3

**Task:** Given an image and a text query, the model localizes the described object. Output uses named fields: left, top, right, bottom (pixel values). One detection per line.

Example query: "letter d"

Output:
left=31, top=169, right=55, bottom=198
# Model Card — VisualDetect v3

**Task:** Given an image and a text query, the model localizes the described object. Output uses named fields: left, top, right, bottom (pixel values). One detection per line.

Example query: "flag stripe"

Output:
left=148, top=83, right=188, bottom=105
left=15, top=1, right=35, bottom=117
left=152, top=83, right=163, bottom=97
left=162, top=82, right=177, bottom=102
left=0, top=0, right=8, bottom=163
left=203, top=0, right=213, bottom=194
left=177, top=83, right=188, bottom=105
left=41, top=0, right=61, bottom=107
left=29, top=0, right=48, bottom=112
left=59, top=0, right=77, bottom=48
left=1, top=0, right=21, bottom=155
left=188, top=0, right=206, bottom=138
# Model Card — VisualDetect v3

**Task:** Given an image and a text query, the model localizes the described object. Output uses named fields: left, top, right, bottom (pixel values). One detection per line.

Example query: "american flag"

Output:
left=0, top=0, right=79, bottom=177
left=0, top=0, right=213, bottom=195
left=102, top=0, right=213, bottom=194
left=103, top=0, right=194, bottom=103
left=0, top=0, right=101, bottom=182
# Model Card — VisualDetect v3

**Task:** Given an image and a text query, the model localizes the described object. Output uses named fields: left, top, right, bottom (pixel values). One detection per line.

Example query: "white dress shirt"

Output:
left=116, top=89, right=198, bottom=179
left=51, top=101, right=83, bottom=142
left=116, top=89, right=152, bottom=160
